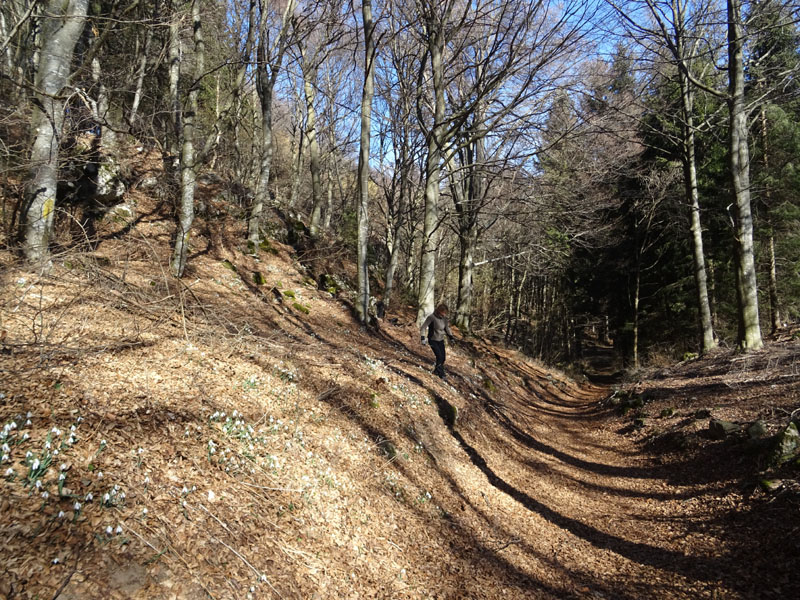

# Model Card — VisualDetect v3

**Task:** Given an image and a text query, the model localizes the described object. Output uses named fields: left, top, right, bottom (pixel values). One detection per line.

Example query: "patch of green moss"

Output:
left=283, top=289, right=295, bottom=299
left=253, top=271, right=267, bottom=285
left=221, top=260, right=237, bottom=272
left=292, top=302, right=310, bottom=314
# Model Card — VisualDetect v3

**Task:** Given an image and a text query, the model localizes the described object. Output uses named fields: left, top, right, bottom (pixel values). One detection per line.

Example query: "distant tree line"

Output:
left=1, top=0, right=798, bottom=367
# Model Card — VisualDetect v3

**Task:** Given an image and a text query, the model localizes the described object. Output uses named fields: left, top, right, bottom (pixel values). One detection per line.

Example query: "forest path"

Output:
left=437, top=344, right=760, bottom=599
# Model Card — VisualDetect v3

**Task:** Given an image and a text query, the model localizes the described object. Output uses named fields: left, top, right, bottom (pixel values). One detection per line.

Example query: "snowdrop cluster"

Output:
left=101, top=483, right=126, bottom=507
left=273, top=362, right=298, bottom=382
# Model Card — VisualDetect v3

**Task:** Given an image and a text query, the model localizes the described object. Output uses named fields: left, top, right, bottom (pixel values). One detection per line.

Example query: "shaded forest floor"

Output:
left=1, top=187, right=799, bottom=599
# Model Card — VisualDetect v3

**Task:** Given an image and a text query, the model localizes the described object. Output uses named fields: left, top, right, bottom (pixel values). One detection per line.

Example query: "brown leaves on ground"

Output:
left=1, top=191, right=798, bottom=599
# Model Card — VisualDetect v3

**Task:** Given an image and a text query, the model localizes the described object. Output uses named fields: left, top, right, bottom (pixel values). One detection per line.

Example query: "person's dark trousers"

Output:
left=430, top=339, right=446, bottom=377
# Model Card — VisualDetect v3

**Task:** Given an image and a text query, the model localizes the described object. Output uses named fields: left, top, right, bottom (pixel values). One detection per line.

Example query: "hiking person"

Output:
left=420, top=304, right=455, bottom=379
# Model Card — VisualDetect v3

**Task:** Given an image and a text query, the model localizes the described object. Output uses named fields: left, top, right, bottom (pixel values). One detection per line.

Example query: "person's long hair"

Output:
left=435, top=304, right=449, bottom=316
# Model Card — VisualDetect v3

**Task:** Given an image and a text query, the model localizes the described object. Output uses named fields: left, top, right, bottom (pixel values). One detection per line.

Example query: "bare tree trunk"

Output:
left=167, top=13, right=181, bottom=169
left=170, top=0, right=203, bottom=277
left=129, top=1, right=158, bottom=127
left=304, top=54, right=323, bottom=238
left=680, top=75, right=716, bottom=353
left=355, top=0, right=375, bottom=324
left=250, top=0, right=295, bottom=243
left=416, top=22, right=445, bottom=325
left=759, top=107, right=781, bottom=333
left=727, top=0, right=762, bottom=350
left=21, top=0, right=88, bottom=264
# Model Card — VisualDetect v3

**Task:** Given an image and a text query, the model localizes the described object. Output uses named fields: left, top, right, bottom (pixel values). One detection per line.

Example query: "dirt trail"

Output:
left=429, top=342, right=790, bottom=600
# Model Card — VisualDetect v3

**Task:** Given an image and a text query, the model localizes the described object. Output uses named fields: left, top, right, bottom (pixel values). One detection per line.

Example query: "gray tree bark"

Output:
left=21, top=0, right=88, bottom=264
left=355, top=0, right=376, bottom=324
left=304, top=50, right=324, bottom=239
left=416, top=9, right=447, bottom=326
left=170, top=0, right=204, bottom=277
left=249, top=0, right=295, bottom=243
left=727, top=0, right=762, bottom=350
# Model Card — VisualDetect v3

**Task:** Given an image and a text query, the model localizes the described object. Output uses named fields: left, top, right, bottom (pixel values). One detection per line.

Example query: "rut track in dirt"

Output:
left=433, top=344, right=796, bottom=599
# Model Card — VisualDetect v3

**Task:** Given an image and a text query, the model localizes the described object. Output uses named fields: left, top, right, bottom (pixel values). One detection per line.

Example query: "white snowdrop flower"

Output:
left=142, top=508, right=148, bottom=515
left=60, top=463, right=67, bottom=471
left=42, top=491, right=49, bottom=499
left=100, top=439, right=106, bottom=446
left=119, top=492, right=126, bottom=500
left=17, top=277, right=26, bottom=285
left=35, top=480, right=42, bottom=489
left=52, top=558, right=59, bottom=564
left=1, top=454, right=7, bottom=463
left=31, top=458, right=40, bottom=470
left=25, top=420, right=31, bottom=427
left=137, top=447, right=144, bottom=455
left=73, top=502, right=81, bottom=511
left=44, top=441, right=51, bottom=450
left=51, top=427, right=61, bottom=436
left=144, top=476, right=150, bottom=484
left=4, top=468, right=13, bottom=476
left=260, top=575, right=267, bottom=583
left=113, top=484, right=120, bottom=492
left=103, top=493, right=111, bottom=503
left=27, top=412, right=32, bottom=418
left=58, top=473, right=66, bottom=482
left=9, top=423, right=16, bottom=430
left=25, top=451, right=32, bottom=459
left=115, top=524, right=123, bottom=534
left=85, top=493, right=93, bottom=501
left=191, top=485, right=196, bottom=492
left=2, top=443, right=10, bottom=453
left=22, top=433, right=30, bottom=441
left=105, top=525, right=113, bottom=535
left=97, top=471, right=103, bottom=479
left=58, top=511, right=65, bottom=518
left=67, top=436, right=75, bottom=444
left=77, top=417, right=83, bottom=423
left=70, top=425, right=76, bottom=432
left=181, top=500, right=186, bottom=507
left=53, top=450, right=59, bottom=456
left=181, top=486, right=189, bottom=495
left=250, top=586, right=255, bottom=593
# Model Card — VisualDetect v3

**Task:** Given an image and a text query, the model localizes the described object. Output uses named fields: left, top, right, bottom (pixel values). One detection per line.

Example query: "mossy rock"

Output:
left=221, top=260, right=237, bottom=272
left=252, top=271, right=267, bottom=285
left=746, top=420, right=768, bottom=440
left=660, top=408, right=675, bottom=418
left=378, top=439, right=397, bottom=459
left=259, top=239, right=279, bottom=255
left=694, top=408, right=712, bottom=419
left=768, top=422, right=800, bottom=468
left=482, top=377, right=496, bottom=393
left=282, top=289, right=295, bottom=298
left=707, top=419, right=741, bottom=440
left=292, top=302, right=310, bottom=314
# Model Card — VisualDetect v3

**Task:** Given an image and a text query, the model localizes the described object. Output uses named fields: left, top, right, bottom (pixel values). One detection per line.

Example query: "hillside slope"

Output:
left=1, top=190, right=799, bottom=599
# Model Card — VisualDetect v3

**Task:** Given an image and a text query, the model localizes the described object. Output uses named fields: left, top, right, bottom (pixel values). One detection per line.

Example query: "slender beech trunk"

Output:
left=21, top=0, right=88, bottom=264
left=633, top=263, right=640, bottom=369
left=355, top=0, right=375, bottom=323
left=759, top=106, right=781, bottom=333
left=250, top=0, right=295, bottom=243
left=727, top=0, right=762, bottom=350
left=677, top=67, right=716, bottom=352
left=129, top=1, right=158, bottom=127
left=170, top=0, right=203, bottom=277
left=167, top=14, right=181, bottom=169
left=416, top=23, right=446, bottom=325
left=304, top=54, right=323, bottom=238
